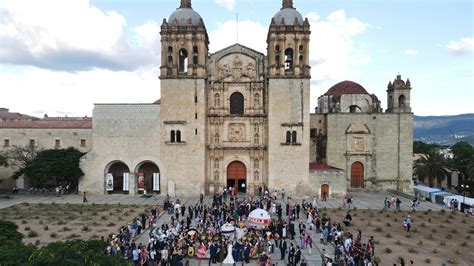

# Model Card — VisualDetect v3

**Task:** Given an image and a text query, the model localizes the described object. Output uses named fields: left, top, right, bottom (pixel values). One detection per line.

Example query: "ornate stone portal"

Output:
left=217, top=55, right=257, bottom=82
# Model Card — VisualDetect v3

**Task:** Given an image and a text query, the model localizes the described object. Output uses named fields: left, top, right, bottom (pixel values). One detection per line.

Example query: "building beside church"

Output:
left=0, top=0, right=413, bottom=197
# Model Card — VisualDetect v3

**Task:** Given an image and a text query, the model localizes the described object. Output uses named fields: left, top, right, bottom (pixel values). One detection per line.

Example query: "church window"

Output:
left=284, top=48, right=293, bottom=70
left=299, top=55, right=304, bottom=66
left=299, top=45, right=304, bottom=53
left=286, top=131, right=291, bottom=143
left=170, top=130, right=176, bottom=142
left=291, top=131, right=297, bottom=143
left=178, top=48, right=188, bottom=73
left=3, top=139, right=10, bottom=147
left=167, top=55, right=173, bottom=65
left=214, top=170, right=219, bottom=181
left=193, top=46, right=198, bottom=54
left=29, top=139, right=35, bottom=148
left=254, top=133, right=259, bottom=144
left=399, top=95, right=406, bottom=107
left=176, top=130, right=182, bottom=142
left=168, top=46, right=173, bottom=53
left=254, top=93, right=260, bottom=107
left=55, top=139, right=60, bottom=148
left=214, top=158, right=219, bottom=169
left=80, top=139, right=86, bottom=147
left=349, top=105, right=360, bottom=113
left=214, top=93, right=220, bottom=107
left=275, top=45, right=280, bottom=53
left=230, top=92, right=244, bottom=115
left=275, top=55, right=280, bottom=68
left=193, top=56, right=198, bottom=65
left=254, top=170, right=259, bottom=181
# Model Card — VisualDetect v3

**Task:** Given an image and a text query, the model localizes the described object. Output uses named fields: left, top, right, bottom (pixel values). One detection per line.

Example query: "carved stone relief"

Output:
left=351, top=136, right=365, bottom=152
left=218, top=55, right=256, bottom=81
left=228, top=123, right=246, bottom=142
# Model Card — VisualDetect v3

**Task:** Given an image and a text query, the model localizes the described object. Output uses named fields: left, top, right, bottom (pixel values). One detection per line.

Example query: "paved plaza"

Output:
left=0, top=191, right=448, bottom=265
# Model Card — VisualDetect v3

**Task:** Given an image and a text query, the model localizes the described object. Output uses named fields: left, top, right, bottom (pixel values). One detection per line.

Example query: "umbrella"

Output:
left=221, top=223, right=235, bottom=234
left=247, top=208, right=271, bottom=229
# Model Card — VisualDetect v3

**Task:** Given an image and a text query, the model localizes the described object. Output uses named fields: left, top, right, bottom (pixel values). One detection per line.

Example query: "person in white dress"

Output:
left=223, top=241, right=235, bottom=264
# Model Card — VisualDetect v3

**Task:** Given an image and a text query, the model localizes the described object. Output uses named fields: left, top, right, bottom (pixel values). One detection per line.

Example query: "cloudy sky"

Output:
left=0, top=0, right=472, bottom=117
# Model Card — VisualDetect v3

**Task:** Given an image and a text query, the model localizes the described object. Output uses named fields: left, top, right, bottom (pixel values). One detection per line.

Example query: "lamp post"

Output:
left=460, top=184, right=469, bottom=213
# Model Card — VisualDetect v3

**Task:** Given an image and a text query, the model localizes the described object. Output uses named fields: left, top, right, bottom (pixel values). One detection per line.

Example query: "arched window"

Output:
left=349, top=105, right=361, bottom=113
left=167, top=55, right=173, bottom=65
left=214, top=170, right=219, bottom=181
left=254, top=133, right=259, bottom=144
left=170, top=130, right=176, bottom=142
left=214, top=158, right=219, bottom=169
left=286, top=131, right=291, bottom=143
left=254, top=159, right=259, bottom=168
left=176, top=130, right=181, bottom=142
left=291, top=131, right=297, bottom=143
left=399, top=95, right=406, bottom=107
left=284, top=48, right=293, bottom=70
left=193, top=46, right=198, bottom=53
left=230, top=92, right=244, bottom=115
left=275, top=55, right=280, bottom=68
left=168, top=46, right=173, bottom=53
left=299, top=45, right=304, bottom=53
left=299, top=55, right=304, bottom=66
left=275, top=45, right=280, bottom=53
left=254, top=170, right=259, bottom=181
left=193, top=56, right=198, bottom=65
left=214, top=93, right=220, bottom=107
left=254, top=93, right=260, bottom=107
left=178, top=48, right=188, bottom=73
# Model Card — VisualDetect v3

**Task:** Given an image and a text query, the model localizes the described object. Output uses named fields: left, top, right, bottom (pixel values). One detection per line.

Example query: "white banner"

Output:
left=106, top=173, right=113, bottom=191
left=153, top=173, right=160, bottom=191
left=123, top=172, right=129, bottom=191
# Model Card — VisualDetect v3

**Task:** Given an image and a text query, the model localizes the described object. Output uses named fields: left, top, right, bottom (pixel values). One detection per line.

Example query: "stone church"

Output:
left=0, top=0, right=413, bottom=197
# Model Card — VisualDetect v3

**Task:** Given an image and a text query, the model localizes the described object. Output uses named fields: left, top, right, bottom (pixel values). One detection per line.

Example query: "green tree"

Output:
left=413, top=141, right=442, bottom=154
left=13, top=147, right=85, bottom=188
left=0, top=153, right=8, bottom=167
left=0, top=220, right=24, bottom=246
left=413, top=152, right=449, bottom=188
left=451, top=141, right=474, bottom=182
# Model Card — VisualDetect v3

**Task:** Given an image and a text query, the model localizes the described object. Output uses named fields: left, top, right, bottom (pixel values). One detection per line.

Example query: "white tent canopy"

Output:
left=443, top=195, right=474, bottom=211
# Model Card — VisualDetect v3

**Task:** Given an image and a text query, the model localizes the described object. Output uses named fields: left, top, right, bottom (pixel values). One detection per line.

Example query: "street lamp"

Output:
left=460, top=184, right=469, bottom=212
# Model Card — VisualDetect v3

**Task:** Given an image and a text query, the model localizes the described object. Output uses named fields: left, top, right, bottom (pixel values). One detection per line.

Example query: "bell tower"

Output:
left=386, top=74, right=412, bottom=113
left=267, top=0, right=310, bottom=77
left=266, top=0, right=311, bottom=196
left=160, top=0, right=208, bottom=77
left=159, top=0, right=208, bottom=196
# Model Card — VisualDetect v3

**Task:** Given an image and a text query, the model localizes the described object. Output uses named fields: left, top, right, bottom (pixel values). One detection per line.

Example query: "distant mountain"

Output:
left=414, top=114, right=474, bottom=146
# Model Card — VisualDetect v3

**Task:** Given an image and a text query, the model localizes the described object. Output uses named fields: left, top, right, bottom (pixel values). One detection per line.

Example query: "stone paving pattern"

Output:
left=0, top=192, right=447, bottom=265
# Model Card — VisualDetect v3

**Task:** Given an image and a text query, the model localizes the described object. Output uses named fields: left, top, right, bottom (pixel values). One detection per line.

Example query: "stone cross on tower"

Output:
left=180, top=0, right=191, bottom=9
left=282, top=0, right=294, bottom=8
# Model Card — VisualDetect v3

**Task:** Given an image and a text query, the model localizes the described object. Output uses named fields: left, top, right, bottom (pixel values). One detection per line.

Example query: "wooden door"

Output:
left=321, top=184, right=329, bottom=197
left=351, top=162, right=364, bottom=188
left=227, top=161, right=246, bottom=194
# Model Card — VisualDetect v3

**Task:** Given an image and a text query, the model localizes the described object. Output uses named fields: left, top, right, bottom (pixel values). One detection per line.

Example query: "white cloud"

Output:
left=0, top=66, right=160, bottom=117
left=214, top=0, right=236, bottom=10
left=404, top=49, right=419, bottom=56
left=0, top=0, right=160, bottom=71
left=446, top=37, right=474, bottom=54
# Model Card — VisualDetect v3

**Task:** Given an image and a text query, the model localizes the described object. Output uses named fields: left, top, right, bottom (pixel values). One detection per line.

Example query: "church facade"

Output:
left=0, top=0, right=413, bottom=197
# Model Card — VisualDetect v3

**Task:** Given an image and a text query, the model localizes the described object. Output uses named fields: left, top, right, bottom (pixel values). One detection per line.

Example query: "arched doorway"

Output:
left=137, top=162, right=160, bottom=194
left=227, top=161, right=246, bottom=194
left=351, top=162, right=364, bottom=188
left=106, top=161, right=130, bottom=193
left=321, top=184, right=329, bottom=198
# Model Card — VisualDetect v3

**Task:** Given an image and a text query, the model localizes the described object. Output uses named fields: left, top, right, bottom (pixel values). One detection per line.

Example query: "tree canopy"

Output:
left=413, top=151, right=449, bottom=188
left=12, top=147, right=85, bottom=187
left=413, top=141, right=443, bottom=154
left=0, top=153, right=8, bottom=167
left=450, top=141, right=474, bottom=181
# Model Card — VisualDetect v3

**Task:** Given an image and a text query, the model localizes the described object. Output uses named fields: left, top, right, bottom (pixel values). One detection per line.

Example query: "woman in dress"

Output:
left=223, top=241, right=235, bottom=264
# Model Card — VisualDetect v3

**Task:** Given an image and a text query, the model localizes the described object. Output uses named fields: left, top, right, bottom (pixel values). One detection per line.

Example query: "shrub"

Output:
left=375, top=227, right=382, bottom=232
left=465, top=235, right=471, bottom=240
left=62, top=226, right=71, bottom=232
left=432, top=248, right=438, bottom=254
left=446, top=234, right=452, bottom=239
left=27, top=230, right=38, bottom=238
left=38, top=220, right=43, bottom=225
left=440, top=241, right=446, bottom=246
left=462, top=219, right=466, bottom=223
left=24, top=226, right=30, bottom=231
left=385, top=213, right=390, bottom=218
left=107, top=222, right=116, bottom=227
left=450, top=229, right=457, bottom=234
left=412, top=228, right=418, bottom=233
left=418, top=240, right=423, bottom=245
left=50, top=232, right=57, bottom=238
left=428, top=218, right=432, bottom=222
left=386, top=222, right=391, bottom=227
left=432, top=228, right=437, bottom=233
left=455, top=250, right=461, bottom=255
left=461, top=242, right=467, bottom=247
left=405, top=233, right=411, bottom=238
left=101, top=215, right=107, bottom=220
left=420, top=222, right=426, bottom=227
left=425, top=258, right=431, bottom=263
left=82, top=226, right=90, bottom=232
left=426, top=234, right=433, bottom=240
left=21, top=220, right=27, bottom=224
left=395, top=240, right=401, bottom=245
left=66, top=233, right=80, bottom=239
left=385, top=248, right=392, bottom=253
left=57, top=220, right=66, bottom=225
left=367, top=221, right=372, bottom=226
left=35, top=239, right=40, bottom=246
left=385, top=233, right=392, bottom=238
left=44, top=225, right=48, bottom=231
left=440, top=209, right=446, bottom=213
left=408, top=248, right=417, bottom=254
left=447, top=258, right=457, bottom=264
left=373, top=257, right=381, bottom=263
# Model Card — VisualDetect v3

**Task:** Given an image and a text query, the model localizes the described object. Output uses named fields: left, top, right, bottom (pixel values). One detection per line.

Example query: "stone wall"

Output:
left=325, top=113, right=413, bottom=192
left=0, top=127, right=91, bottom=189
left=309, top=169, right=346, bottom=198
left=80, top=104, right=161, bottom=195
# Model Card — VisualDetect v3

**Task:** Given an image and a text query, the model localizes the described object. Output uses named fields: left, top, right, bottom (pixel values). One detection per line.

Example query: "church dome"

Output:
left=324, top=81, right=370, bottom=98
left=273, top=0, right=304, bottom=26
left=168, top=0, right=203, bottom=26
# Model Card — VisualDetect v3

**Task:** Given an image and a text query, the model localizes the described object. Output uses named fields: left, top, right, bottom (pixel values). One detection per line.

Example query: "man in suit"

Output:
left=243, top=242, right=251, bottom=263
left=288, top=243, right=295, bottom=264
left=280, top=238, right=287, bottom=261
left=295, top=245, right=301, bottom=265
left=209, top=241, right=218, bottom=264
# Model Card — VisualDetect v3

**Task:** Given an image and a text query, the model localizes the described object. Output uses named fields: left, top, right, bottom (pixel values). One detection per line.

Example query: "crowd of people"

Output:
left=102, top=190, right=382, bottom=266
